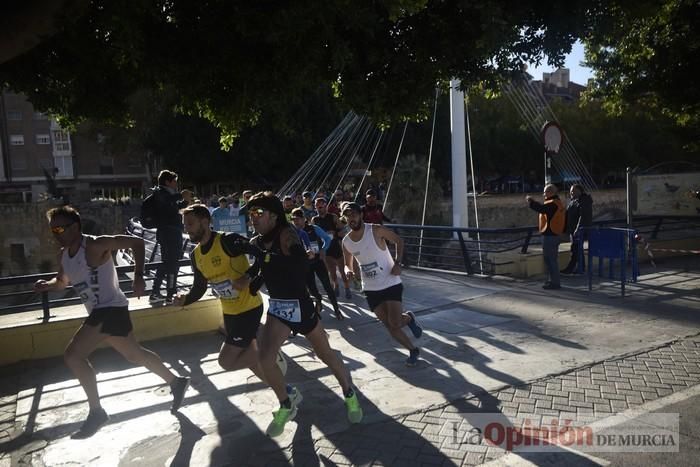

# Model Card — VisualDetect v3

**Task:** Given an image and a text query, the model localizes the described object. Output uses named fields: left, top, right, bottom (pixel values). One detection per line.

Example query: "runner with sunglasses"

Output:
left=172, top=205, right=295, bottom=399
left=247, top=193, right=363, bottom=437
left=34, top=206, right=189, bottom=438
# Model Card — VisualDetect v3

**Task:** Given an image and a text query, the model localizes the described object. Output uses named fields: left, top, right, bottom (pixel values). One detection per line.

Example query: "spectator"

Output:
left=526, top=184, right=565, bottom=290
left=282, top=195, right=295, bottom=221
left=562, top=184, right=593, bottom=274
left=150, top=170, right=189, bottom=304
left=362, top=189, right=392, bottom=224
left=300, top=191, right=317, bottom=220
left=211, top=196, right=231, bottom=226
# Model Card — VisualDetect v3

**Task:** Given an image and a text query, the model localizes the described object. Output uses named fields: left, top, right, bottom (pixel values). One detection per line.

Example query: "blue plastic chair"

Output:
left=584, top=227, right=639, bottom=297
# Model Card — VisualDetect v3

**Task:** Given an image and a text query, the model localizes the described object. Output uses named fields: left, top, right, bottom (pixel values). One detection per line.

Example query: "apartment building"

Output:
left=0, top=90, right=149, bottom=203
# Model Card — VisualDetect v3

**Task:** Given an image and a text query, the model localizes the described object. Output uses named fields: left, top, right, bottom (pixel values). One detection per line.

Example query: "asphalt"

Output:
left=1, top=255, right=699, bottom=466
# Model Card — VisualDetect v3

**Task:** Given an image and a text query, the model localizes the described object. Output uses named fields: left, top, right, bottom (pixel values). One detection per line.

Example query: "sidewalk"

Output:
left=0, top=256, right=698, bottom=466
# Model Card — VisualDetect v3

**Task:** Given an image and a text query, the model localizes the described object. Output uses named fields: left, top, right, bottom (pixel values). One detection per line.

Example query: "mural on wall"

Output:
left=632, top=173, right=700, bottom=217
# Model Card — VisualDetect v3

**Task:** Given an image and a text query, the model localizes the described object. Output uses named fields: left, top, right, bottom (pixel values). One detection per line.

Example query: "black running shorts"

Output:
left=84, top=306, right=133, bottom=337
left=267, top=297, right=319, bottom=336
left=364, top=283, right=404, bottom=311
left=223, top=305, right=264, bottom=347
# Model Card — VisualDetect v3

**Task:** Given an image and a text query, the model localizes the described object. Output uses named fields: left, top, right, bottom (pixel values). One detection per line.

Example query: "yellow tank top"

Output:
left=193, top=234, right=262, bottom=315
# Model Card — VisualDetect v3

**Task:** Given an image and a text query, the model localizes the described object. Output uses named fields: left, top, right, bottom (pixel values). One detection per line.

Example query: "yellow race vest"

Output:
left=193, top=234, right=262, bottom=315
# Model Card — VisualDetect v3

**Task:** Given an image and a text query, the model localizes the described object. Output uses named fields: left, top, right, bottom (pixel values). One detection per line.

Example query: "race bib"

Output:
left=360, top=262, right=380, bottom=279
left=211, top=280, right=240, bottom=300
left=310, top=243, right=320, bottom=254
left=74, top=281, right=98, bottom=309
left=268, top=299, right=302, bottom=323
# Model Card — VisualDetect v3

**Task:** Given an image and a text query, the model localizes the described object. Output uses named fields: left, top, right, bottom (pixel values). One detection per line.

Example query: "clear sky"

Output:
left=526, top=40, right=593, bottom=85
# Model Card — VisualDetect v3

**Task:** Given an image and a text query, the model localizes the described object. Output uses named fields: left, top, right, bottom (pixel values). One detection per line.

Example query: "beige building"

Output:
left=0, top=90, right=149, bottom=203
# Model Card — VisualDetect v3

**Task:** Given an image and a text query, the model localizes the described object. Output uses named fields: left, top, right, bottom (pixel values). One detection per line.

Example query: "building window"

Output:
left=33, top=112, right=48, bottom=120
left=10, top=135, right=24, bottom=145
left=36, top=134, right=51, bottom=145
left=54, top=154, right=74, bottom=177
left=10, top=244, right=25, bottom=262
left=7, top=111, right=22, bottom=120
left=52, top=130, right=71, bottom=154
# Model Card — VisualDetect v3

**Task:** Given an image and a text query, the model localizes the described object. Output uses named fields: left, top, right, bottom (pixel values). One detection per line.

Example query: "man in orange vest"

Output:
left=526, top=184, right=565, bottom=290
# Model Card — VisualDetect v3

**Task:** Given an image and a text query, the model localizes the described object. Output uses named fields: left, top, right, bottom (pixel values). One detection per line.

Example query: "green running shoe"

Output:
left=345, top=392, right=363, bottom=424
left=266, top=404, right=298, bottom=437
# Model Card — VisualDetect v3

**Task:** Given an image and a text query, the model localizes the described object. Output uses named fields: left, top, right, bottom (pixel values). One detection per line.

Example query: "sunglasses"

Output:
left=249, top=208, right=267, bottom=218
left=51, top=222, right=75, bottom=234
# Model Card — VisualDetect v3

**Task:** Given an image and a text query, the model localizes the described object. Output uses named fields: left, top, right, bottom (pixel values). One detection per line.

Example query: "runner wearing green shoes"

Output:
left=247, top=193, right=363, bottom=437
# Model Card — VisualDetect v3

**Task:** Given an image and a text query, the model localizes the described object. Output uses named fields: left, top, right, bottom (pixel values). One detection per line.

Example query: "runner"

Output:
left=341, top=202, right=423, bottom=366
left=290, top=207, right=343, bottom=320
left=247, top=193, right=363, bottom=437
left=300, top=191, right=317, bottom=220
left=34, top=206, right=189, bottom=438
left=172, top=205, right=293, bottom=392
left=312, top=197, right=352, bottom=299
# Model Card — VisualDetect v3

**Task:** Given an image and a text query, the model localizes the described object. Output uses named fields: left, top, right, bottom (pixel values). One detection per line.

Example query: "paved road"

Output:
left=1, top=256, right=698, bottom=466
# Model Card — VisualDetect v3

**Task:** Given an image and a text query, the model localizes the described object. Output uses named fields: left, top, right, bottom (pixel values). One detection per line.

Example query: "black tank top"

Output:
left=255, top=226, right=309, bottom=299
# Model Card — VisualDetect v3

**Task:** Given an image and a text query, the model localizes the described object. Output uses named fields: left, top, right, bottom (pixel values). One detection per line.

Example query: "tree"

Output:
left=0, top=0, right=588, bottom=146
left=583, top=1, right=700, bottom=146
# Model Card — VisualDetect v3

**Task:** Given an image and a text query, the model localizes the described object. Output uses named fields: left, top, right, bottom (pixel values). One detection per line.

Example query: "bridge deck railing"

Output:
left=1, top=215, right=695, bottom=322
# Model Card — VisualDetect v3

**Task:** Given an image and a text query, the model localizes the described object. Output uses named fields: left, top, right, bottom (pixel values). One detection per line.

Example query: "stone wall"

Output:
left=425, top=189, right=627, bottom=229
left=0, top=201, right=138, bottom=276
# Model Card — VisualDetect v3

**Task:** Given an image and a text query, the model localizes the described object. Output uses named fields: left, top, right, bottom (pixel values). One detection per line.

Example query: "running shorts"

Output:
left=223, top=305, right=264, bottom=347
left=267, top=297, right=319, bottom=335
left=84, top=306, right=133, bottom=337
left=364, top=283, right=404, bottom=312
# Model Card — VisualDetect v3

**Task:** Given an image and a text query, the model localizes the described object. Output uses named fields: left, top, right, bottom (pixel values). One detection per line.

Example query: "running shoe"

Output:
left=406, top=311, right=423, bottom=338
left=148, top=293, right=166, bottom=304
left=266, top=403, right=298, bottom=437
left=345, top=391, right=363, bottom=424
left=406, top=348, right=420, bottom=367
left=276, top=350, right=288, bottom=376
left=170, top=376, right=190, bottom=413
left=71, top=407, right=109, bottom=439
left=345, top=288, right=352, bottom=299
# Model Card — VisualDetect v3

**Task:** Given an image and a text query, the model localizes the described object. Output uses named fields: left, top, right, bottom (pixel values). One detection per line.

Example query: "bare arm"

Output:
left=33, top=251, right=70, bottom=292
left=377, top=226, right=404, bottom=274
left=342, top=242, right=355, bottom=279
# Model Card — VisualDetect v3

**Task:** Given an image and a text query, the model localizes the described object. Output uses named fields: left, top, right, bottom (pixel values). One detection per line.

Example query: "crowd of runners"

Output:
left=34, top=171, right=422, bottom=440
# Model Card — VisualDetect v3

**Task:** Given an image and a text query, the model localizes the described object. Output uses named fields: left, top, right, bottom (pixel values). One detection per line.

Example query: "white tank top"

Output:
left=342, top=223, right=401, bottom=291
left=61, top=235, right=129, bottom=312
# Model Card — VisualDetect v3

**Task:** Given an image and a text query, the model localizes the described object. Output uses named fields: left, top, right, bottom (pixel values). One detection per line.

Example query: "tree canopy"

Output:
left=0, top=0, right=588, bottom=146
left=582, top=0, right=700, bottom=143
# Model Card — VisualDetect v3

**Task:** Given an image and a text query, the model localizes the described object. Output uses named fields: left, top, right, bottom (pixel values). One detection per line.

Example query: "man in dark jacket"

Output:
left=149, top=170, right=189, bottom=303
left=562, top=184, right=593, bottom=274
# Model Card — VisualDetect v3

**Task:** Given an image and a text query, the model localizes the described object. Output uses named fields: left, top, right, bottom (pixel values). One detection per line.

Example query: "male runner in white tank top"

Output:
left=33, top=206, right=189, bottom=439
left=340, top=202, right=423, bottom=366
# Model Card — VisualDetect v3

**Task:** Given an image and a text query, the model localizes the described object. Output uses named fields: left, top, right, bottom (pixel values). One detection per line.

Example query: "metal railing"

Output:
left=387, top=215, right=698, bottom=276
left=0, top=215, right=695, bottom=322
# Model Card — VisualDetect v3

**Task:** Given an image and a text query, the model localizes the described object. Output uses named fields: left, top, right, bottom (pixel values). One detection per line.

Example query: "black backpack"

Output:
left=140, top=190, right=159, bottom=229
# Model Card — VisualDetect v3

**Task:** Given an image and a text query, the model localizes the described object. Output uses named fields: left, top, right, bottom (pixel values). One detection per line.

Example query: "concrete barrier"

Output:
left=0, top=297, right=223, bottom=366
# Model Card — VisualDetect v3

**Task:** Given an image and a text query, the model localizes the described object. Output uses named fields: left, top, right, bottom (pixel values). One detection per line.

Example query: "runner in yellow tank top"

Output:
left=173, top=205, right=296, bottom=400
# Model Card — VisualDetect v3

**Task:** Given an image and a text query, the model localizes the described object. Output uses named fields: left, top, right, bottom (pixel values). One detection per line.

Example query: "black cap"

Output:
left=302, top=191, right=312, bottom=198
left=366, top=189, right=377, bottom=196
